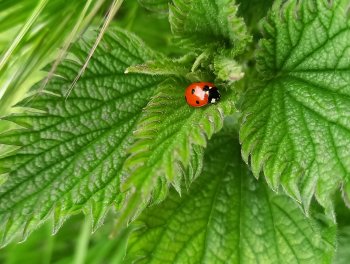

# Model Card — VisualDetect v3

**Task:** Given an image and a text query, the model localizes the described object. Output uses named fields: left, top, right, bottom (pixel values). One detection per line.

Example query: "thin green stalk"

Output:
left=73, top=218, right=91, bottom=264
left=108, top=228, right=130, bottom=263
left=0, top=15, right=70, bottom=115
left=39, top=0, right=108, bottom=93
left=0, top=0, right=49, bottom=73
left=80, top=0, right=108, bottom=30
left=43, top=222, right=55, bottom=264
left=0, top=0, right=112, bottom=119
left=66, top=0, right=125, bottom=98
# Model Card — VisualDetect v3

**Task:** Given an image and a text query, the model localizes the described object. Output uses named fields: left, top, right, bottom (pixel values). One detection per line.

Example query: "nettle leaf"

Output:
left=0, top=29, right=164, bottom=246
left=126, top=134, right=336, bottom=264
left=117, top=80, right=235, bottom=227
left=214, top=54, right=245, bottom=84
left=169, top=0, right=250, bottom=50
left=240, top=0, right=350, bottom=216
left=125, top=53, right=216, bottom=83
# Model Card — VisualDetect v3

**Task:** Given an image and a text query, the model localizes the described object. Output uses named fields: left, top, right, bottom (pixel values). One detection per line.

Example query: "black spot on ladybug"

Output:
left=196, top=100, right=200, bottom=104
left=203, top=85, right=209, bottom=92
left=191, top=89, right=195, bottom=94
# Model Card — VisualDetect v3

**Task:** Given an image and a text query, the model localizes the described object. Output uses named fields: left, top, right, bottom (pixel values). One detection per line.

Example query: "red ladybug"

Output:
left=185, top=82, right=221, bottom=107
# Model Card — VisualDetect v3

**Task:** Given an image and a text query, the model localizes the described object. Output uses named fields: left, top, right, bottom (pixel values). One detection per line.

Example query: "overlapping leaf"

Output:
left=118, top=80, right=235, bottom=226
left=169, top=0, right=250, bottom=50
left=0, top=29, right=164, bottom=246
left=126, top=134, right=336, bottom=264
left=240, top=0, right=350, bottom=216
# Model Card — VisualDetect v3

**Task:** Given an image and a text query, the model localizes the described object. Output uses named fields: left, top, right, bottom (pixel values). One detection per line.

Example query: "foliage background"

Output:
left=0, top=0, right=350, bottom=263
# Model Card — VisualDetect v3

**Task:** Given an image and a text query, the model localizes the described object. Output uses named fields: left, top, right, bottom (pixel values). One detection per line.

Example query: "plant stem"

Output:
left=43, top=222, right=55, bottom=264
left=73, top=218, right=91, bottom=264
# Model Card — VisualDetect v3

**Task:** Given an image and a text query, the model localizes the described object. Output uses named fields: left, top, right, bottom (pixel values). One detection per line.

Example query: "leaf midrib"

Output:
left=198, top=159, right=226, bottom=263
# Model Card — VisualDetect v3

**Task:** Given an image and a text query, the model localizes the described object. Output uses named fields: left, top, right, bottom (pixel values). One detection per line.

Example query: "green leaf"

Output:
left=125, top=52, right=216, bottom=83
left=0, top=28, right=164, bottom=246
left=240, top=0, right=350, bottom=216
left=138, top=0, right=169, bottom=14
left=169, top=0, right=250, bottom=51
left=126, top=134, right=336, bottom=263
left=116, top=80, right=235, bottom=230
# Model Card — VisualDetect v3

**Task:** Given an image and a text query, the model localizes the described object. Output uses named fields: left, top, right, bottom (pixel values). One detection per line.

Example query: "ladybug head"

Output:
left=208, top=86, right=221, bottom=104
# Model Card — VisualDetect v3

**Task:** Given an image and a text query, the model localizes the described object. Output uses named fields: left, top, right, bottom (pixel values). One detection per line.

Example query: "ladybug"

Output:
left=185, top=82, right=221, bottom=107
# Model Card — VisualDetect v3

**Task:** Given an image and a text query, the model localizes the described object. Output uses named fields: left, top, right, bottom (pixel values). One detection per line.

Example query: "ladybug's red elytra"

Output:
left=185, top=82, right=221, bottom=107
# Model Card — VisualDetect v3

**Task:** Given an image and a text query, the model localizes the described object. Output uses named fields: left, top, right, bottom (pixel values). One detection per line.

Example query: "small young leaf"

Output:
left=169, top=0, right=250, bottom=51
left=240, top=0, right=350, bottom=216
left=126, top=134, right=336, bottom=263
left=0, top=28, right=164, bottom=246
left=214, top=53, right=245, bottom=84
